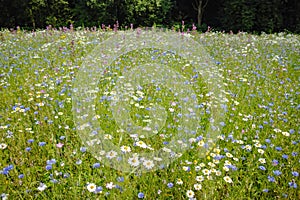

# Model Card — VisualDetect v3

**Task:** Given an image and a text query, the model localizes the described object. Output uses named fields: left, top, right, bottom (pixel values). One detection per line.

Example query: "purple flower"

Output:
left=282, top=154, right=288, bottom=159
left=259, top=166, right=266, bottom=170
left=291, top=152, right=298, bottom=156
left=117, top=177, right=124, bottom=182
left=63, top=173, right=70, bottom=178
left=268, top=176, right=275, bottom=182
left=292, top=171, right=299, bottom=177
left=18, top=174, right=24, bottom=179
left=39, top=142, right=46, bottom=146
left=288, top=182, right=297, bottom=188
left=95, top=186, right=103, bottom=193
left=167, top=182, right=174, bottom=188
left=50, top=179, right=58, bottom=184
left=272, top=159, right=279, bottom=166
left=46, top=159, right=56, bottom=165
left=138, top=192, right=144, bottom=198
left=80, top=147, right=87, bottom=153
left=93, top=163, right=100, bottom=168
left=275, top=146, right=282, bottom=151
left=46, top=165, right=52, bottom=170
left=273, top=170, right=282, bottom=176
left=27, top=139, right=34, bottom=143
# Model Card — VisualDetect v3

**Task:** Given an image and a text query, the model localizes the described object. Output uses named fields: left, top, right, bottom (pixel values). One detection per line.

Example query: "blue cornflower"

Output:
left=117, top=177, right=124, bottom=182
left=80, top=147, right=87, bottom=153
left=292, top=171, right=299, bottom=177
left=288, top=182, right=297, bottom=188
left=214, top=155, right=221, bottom=160
left=259, top=166, right=266, bottom=171
left=25, top=147, right=31, bottom=152
left=95, top=186, right=103, bottom=193
left=18, top=174, right=24, bottom=179
left=265, top=139, right=271, bottom=143
left=63, top=173, right=70, bottom=178
left=231, top=165, right=238, bottom=171
left=27, top=139, right=34, bottom=143
left=6, top=165, right=13, bottom=171
left=76, top=160, right=82, bottom=165
left=2, top=165, right=13, bottom=175
left=50, top=179, right=58, bottom=184
left=196, top=136, right=203, bottom=141
left=115, top=185, right=123, bottom=192
left=46, top=159, right=56, bottom=165
left=268, top=176, right=275, bottom=182
left=45, top=165, right=52, bottom=170
left=39, top=142, right=46, bottom=146
left=167, top=182, right=174, bottom=188
left=93, top=163, right=100, bottom=168
left=273, top=170, right=282, bottom=176
left=275, top=146, right=282, bottom=151
left=272, top=159, right=279, bottom=166
left=292, top=152, right=298, bottom=156
left=261, top=145, right=267, bottom=149
left=262, top=189, right=269, bottom=192
left=138, top=192, right=144, bottom=198
left=60, top=136, right=65, bottom=140
left=282, top=154, right=288, bottom=159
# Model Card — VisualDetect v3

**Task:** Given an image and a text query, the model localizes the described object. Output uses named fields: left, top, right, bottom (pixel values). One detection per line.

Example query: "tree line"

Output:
left=0, top=0, right=299, bottom=33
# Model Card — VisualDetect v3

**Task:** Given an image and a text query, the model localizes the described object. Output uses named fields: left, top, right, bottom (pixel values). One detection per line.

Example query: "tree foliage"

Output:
left=0, top=0, right=299, bottom=33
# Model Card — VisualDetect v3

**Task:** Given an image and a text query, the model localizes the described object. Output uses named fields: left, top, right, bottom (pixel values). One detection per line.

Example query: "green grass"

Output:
left=0, top=29, right=299, bottom=200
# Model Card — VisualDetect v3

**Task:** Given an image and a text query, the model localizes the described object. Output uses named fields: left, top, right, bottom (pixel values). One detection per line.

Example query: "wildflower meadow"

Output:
left=0, top=27, right=299, bottom=199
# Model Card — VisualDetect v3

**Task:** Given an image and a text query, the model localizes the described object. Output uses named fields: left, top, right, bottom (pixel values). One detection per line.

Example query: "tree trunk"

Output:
left=197, top=0, right=203, bottom=27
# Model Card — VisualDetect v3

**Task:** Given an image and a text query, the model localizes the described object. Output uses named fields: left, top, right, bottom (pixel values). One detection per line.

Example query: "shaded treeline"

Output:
left=0, top=0, right=299, bottom=33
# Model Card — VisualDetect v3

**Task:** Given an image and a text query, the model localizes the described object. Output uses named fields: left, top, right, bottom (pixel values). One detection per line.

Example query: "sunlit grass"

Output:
left=0, top=28, right=299, bottom=199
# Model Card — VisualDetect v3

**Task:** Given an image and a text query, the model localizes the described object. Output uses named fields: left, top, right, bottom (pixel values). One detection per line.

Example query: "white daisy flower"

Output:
left=194, top=183, right=202, bottom=190
left=258, top=149, right=264, bottom=154
left=282, top=132, right=290, bottom=136
left=143, top=160, right=154, bottom=170
left=128, top=156, right=140, bottom=167
left=120, top=145, right=131, bottom=153
left=37, top=183, right=47, bottom=191
left=223, top=176, right=233, bottom=183
left=104, top=134, right=113, bottom=139
left=186, top=190, right=195, bottom=198
left=0, top=143, right=7, bottom=149
left=87, top=183, right=96, bottom=192
left=136, top=141, right=147, bottom=148
left=196, top=175, right=204, bottom=182
left=223, top=166, right=230, bottom=172
left=226, top=152, right=233, bottom=158
left=106, top=150, right=117, bottom=159
left=215, top=170, right=222, bottom=176
left=202, top=169, right=211, bottom=175
left=176, top=179, right=183, bottom=185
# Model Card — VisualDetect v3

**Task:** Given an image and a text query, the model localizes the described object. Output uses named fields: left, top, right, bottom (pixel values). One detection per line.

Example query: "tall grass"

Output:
left=0, top=28, right=299, bottom=199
